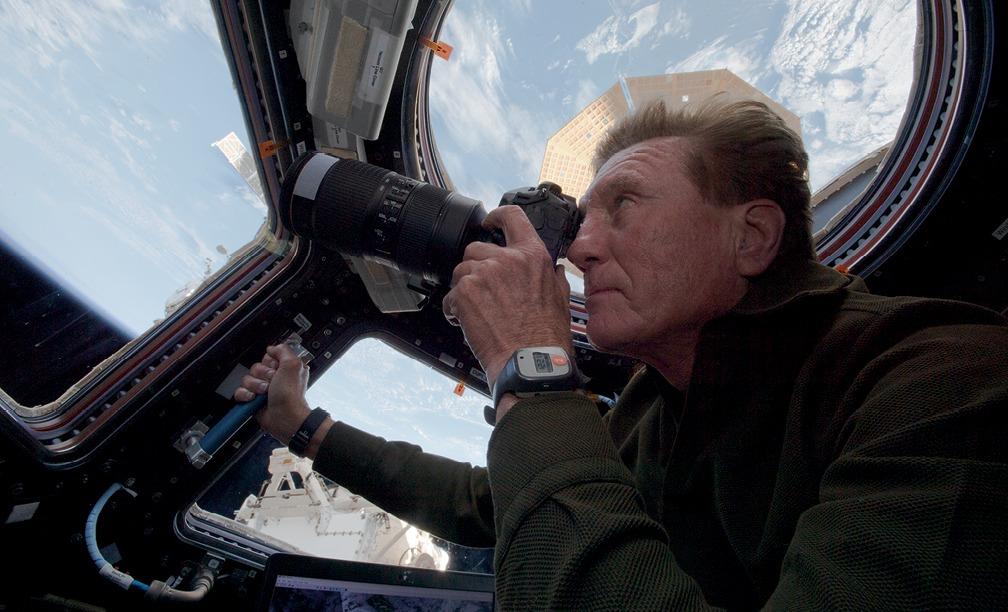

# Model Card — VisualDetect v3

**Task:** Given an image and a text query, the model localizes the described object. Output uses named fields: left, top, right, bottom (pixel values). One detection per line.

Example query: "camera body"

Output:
left=493, top=182, right=582, bottom=264
left=280, top=152, right=582, bottom=305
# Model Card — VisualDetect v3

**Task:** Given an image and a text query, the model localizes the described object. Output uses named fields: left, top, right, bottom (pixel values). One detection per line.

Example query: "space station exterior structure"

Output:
left=234, top=447, right=450, bottom=569
left=212, top=131, right=266, bottom=204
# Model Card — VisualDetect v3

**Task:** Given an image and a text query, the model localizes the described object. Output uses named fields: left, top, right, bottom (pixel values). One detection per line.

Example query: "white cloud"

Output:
left=131, top=112, right=154, bottom=132
left=159, top=0, right=220, bottom=41
left=507, top=0, right=532, bottom=14
left=437, top=149, right=506, bottom=210
left=0, top=42, right=229, bottom=303
left=546, top=58, right=574, bottom=73
left=576, top=3, right=662, bottom=64
left=0, top=0, right=223, bottom=221
left=826, top=78, right=859, bottom=101
left=0, top=0, right=218, bottom=72
left=668, top=35, right=767, bottom=85
left=428, top=6, right=550, bottom=197
left=217, top=186, right=268, bottom=217
left=238, top=186, right=269, bottom=214
left=573, top=79, right=601, bottom=110
left=307, top=340, right=491, bottom=465
left=104, top=110, right=154, bottom=181
left=769, top=0, right=915, bottom=188
left=660, top=8, right=691, bottom=39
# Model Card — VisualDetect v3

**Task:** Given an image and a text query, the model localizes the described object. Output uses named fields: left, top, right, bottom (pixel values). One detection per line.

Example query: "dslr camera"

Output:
left=279, top=151, right=583, bottom=301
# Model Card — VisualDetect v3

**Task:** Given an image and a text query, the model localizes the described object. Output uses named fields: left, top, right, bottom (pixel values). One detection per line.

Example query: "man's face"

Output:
left=566, top=137, right=747, bottom=360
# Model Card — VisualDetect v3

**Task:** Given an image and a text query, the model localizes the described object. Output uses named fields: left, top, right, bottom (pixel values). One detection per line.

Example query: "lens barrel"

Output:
left=279, top=152, right=488, bottom=288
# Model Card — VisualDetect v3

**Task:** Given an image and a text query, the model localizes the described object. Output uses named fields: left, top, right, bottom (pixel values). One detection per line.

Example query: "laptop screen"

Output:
left=257, top=553, right=495, bottom=611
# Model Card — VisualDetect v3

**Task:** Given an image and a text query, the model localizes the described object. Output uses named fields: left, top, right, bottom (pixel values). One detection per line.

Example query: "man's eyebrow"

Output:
left=596, top=173, right=646, bottom=199
left=583, top=171, right=647, bottom=207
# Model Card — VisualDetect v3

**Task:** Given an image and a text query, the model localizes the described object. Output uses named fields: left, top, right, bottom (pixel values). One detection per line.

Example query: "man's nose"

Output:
left=567, top=213, right=604, bottom=271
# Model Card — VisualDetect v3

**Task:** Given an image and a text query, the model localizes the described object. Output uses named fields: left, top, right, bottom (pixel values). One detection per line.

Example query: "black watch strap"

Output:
left=288, top=407, right=328, bottom=457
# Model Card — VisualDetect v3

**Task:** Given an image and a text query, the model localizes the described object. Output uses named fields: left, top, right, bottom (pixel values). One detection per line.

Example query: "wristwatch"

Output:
left=485, top=346, right=583, bottom=425
left=288, top=407, right=329, bottom=457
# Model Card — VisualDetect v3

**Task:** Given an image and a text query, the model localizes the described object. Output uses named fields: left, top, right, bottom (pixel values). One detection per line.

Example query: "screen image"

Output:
left=532, top=351, right=553, bottom=374
left=268, top=575, right=493, bottom=612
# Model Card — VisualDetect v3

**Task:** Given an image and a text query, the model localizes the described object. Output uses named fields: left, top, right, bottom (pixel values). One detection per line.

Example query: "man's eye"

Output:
left=615, top=197, right=632, bottom=210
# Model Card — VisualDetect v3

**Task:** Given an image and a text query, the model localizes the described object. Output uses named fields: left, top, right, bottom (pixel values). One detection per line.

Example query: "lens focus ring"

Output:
left=313, top=160, right=390, bottom=255
left=396, top=184, right=450, bottom=273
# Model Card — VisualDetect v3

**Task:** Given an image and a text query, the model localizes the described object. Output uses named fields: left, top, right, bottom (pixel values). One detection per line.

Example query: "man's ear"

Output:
left=732, top=199, right=785, bottom=277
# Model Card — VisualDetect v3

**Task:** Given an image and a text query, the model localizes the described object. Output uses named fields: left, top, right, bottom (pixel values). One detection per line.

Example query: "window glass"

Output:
left=428, top=0, right=916, bottom=271
left=306, top=339, right=491, bottom=467
left=0, top=3, right=265, bottom=339
left=197, top=339, right=493, bottom=573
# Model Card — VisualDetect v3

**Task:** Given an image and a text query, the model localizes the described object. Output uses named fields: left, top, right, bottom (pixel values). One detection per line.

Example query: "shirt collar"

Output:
left=618, top=259, right=864, bottom=393
left=729, top=259, right=866, bottom=316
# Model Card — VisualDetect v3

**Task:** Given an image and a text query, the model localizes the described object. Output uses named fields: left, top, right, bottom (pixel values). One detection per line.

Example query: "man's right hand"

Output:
left=234, top=343, right=312, bottom=446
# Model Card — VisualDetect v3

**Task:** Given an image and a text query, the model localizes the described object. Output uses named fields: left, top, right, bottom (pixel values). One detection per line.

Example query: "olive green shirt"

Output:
left=315, top=260, right=1008, bottom=609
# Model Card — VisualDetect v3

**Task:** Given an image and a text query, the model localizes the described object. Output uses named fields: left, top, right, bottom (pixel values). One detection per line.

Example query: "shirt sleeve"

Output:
left=312, top=420, right=496, bottom=548
left=487, top=393, right=720, bottom=610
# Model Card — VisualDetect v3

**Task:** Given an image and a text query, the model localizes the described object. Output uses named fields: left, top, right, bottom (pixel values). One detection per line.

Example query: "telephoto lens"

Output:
left=279, top=151, right=491, bottom=290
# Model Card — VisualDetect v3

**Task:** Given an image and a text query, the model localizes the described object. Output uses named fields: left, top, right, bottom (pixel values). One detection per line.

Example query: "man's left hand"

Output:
left=443, top=205, right=574, bottom=398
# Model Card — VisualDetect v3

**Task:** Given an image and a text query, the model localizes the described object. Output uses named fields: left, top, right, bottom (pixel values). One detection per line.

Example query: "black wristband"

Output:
left=288, top=407, right=328, bottom=457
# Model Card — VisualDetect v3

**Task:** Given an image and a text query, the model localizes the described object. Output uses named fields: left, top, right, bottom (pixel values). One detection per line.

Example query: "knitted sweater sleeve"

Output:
left=487, top=393, right=719, bottom=610
left=311, top=420, right=496, bottom=548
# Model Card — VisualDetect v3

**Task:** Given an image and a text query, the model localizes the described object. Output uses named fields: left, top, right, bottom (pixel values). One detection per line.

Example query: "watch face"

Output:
left=532, top=351, right=553, bottom=373
left=516, top=347, right=571, bottom=379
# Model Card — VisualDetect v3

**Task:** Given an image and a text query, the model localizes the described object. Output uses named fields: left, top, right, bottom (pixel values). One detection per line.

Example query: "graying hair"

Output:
left=594, top=98, right=814, bottom=267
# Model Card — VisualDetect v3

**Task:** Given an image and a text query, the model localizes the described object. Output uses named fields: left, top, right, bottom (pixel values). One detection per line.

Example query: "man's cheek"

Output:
left=586, top=310, right=622, bottom=343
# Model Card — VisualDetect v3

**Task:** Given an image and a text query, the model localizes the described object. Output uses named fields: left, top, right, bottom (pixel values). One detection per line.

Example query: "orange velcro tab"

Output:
left=420, top=37, right=453, bottom=60
left=453, top=381, right=466, bottom=396
left=258, top=139, right=287, bottom=159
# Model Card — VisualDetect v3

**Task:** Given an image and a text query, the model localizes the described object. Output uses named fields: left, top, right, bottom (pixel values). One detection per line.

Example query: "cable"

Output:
left=145, top=568, right=215, bottom=604
left=84, top=483, right=150, bottom=593
left=86, top=483, right=217, bottom=603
